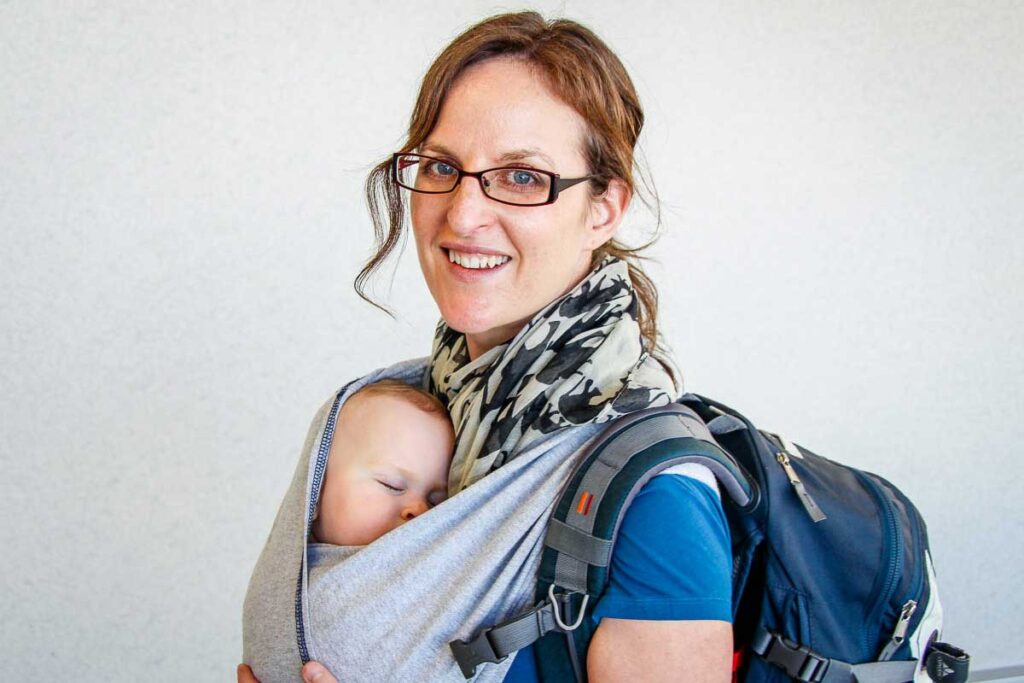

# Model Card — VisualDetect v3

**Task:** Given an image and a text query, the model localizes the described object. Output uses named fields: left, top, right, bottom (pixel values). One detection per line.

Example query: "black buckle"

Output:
left=450, top=627, right=506, bottom=678
left=760, top=632, right=829, bottom=683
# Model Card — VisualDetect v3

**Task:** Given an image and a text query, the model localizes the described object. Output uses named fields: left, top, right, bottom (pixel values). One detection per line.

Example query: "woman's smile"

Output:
left=443, top=246, right=513, bottom=280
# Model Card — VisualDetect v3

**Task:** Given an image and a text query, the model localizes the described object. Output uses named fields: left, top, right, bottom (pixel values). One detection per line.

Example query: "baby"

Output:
left=311, top=379, right=455, bottom=546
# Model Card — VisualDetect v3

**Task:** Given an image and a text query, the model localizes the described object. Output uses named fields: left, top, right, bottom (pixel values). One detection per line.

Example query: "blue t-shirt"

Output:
left=502, top=472, right=733, bottom=682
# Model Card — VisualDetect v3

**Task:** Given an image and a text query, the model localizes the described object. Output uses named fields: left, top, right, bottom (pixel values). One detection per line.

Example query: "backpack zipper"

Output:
left=886, top=486, right=929, bottom=659
left=878, top=599, right=918, bottom=661
left=774, top=449, right=827, bottom=522
left=856, top=471, right=904, bottom=655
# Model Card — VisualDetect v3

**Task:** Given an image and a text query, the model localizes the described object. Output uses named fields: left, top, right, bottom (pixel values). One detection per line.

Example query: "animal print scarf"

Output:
left=429, top=255, right=681, bottom=492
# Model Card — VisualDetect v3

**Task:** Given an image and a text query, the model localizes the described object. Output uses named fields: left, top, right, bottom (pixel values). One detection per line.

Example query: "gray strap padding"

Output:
left=552, top=409, right=699, bottom=592
left=567, top=406, right=715, bottom=538
left=545, top=519, right=613, bottom=567
left=548, top=404, right=751, bottom=595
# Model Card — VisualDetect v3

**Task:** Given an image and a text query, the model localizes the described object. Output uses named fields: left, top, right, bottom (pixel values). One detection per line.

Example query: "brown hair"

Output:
left=355, top=11, right=672, bottom=373
left=353, top=379, right=449, bottom=419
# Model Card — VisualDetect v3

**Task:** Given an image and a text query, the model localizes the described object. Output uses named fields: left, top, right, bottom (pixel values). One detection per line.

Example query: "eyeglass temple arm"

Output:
left=554, top=176, right=592, bottom=191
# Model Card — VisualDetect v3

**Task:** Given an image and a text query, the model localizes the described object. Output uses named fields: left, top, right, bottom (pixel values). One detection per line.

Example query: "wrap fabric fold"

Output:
left=243, top=358, right=607, bottom=681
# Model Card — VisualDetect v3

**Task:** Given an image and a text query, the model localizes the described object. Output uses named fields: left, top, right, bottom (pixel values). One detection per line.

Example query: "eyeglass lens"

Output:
left=395, top=154, right=553, bottom=206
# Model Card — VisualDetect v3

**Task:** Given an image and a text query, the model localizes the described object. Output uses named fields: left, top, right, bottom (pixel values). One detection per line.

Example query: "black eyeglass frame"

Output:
left=391, top=152, right=594, bottom=207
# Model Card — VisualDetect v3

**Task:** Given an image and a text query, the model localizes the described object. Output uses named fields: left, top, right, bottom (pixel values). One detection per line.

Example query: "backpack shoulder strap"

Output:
left=538, top=402, right=753, bottom=598
left=449, top=402, right=754, bottom=679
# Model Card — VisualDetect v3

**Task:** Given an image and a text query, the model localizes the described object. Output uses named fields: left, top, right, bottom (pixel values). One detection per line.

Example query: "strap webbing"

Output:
left=847, top=661, right=920, bottom=683
left=486, top=601, right=560, bottom=656
left=752, top=628, right=920, bottom=683
left=449, top=593, right=580, bottom=679
left=545, top=518, right=614, bottom=567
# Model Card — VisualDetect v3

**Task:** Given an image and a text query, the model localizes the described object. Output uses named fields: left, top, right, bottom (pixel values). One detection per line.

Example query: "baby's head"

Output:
left=312, top=379, right=455, bottom=546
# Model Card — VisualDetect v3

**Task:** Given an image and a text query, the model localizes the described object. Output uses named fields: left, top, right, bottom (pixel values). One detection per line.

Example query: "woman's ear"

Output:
left=585, top=178, right=631, bottom=250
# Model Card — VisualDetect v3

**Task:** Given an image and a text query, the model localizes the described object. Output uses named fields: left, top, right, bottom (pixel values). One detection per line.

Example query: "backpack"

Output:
left=450, top=393, right=970, bottom=682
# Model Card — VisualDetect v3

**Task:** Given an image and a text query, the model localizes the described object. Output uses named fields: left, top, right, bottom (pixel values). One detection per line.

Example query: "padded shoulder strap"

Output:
left=540, top=403, right=754, bottom=597
left=451, top=404, right=755, bottom=679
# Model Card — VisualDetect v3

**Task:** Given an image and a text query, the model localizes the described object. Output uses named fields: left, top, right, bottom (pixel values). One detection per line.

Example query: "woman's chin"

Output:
left=440, top=308, right=500, bottom=336
left=438, top=302, right=498, bottom=331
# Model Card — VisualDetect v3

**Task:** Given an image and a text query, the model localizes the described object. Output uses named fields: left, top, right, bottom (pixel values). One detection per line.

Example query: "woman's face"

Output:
left=410, top=57, right=626, bottom=360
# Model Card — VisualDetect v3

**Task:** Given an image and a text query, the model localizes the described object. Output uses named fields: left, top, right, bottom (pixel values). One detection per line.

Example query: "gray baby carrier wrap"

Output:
left=241, top=358, right=608, bottom=682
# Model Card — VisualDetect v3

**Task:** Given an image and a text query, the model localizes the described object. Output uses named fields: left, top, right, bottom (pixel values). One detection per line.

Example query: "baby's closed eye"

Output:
left=376, top=479, right=405, bottom=493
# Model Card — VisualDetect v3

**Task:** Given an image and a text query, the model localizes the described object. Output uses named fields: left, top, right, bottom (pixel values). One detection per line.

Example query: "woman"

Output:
left=240, top=11, right=732, bottom=682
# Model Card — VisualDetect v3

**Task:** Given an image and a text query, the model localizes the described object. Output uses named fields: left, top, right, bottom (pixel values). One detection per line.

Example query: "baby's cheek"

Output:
left=348, top=502, right=397, bottom=545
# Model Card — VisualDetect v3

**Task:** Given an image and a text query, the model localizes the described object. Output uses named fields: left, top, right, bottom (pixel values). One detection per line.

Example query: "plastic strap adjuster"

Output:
left=925, top=642, right=970, bottom=683
left=449, top=590, right=587, bottom=679
left=752, top=628, right=830, bottom=682
left=450, top=627, right=506, bottom=679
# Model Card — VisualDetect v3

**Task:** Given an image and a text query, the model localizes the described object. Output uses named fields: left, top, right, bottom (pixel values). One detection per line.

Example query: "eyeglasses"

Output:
left=391, top=153, right=593, bottom=207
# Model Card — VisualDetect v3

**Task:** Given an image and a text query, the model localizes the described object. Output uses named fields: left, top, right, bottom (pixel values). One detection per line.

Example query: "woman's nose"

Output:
left=445, top=175, right=494, bottom=235
left=400, top=498, right=429, bottom=522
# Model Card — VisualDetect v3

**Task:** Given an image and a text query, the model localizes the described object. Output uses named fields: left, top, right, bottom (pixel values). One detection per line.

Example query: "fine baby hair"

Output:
left=347, top=378, right=448, bottom=416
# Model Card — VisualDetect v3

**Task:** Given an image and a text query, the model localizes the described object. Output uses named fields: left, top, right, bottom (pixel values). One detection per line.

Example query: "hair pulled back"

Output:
left=356, top=10, right=668, bottom=363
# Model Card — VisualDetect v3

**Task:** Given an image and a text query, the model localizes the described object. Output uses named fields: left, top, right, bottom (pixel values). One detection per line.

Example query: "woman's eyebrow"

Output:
left=419, top=142, right=554, bottom=167
left=497, top=148, right=555, bottom=167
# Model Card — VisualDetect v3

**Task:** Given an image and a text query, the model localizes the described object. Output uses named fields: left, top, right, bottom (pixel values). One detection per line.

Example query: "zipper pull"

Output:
left=878, top=600, right=918, bottom=661
left=776, top=451, right=827, bottom=522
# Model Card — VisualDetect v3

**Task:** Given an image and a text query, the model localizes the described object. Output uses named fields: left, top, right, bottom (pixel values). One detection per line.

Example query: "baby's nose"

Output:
left=400, top=498, right=429, bottom=522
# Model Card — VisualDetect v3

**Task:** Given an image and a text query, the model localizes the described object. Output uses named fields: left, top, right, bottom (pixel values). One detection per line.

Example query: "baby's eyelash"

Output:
left=377, top=480, right=404, bottom=493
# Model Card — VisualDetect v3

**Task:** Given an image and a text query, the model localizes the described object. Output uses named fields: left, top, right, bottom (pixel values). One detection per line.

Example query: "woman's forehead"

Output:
left=423, top=58, right=587, bottom=169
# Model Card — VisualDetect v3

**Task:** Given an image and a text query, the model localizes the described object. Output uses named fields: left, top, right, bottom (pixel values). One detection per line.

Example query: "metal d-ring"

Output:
left=548, top=584, right=589, bottom=632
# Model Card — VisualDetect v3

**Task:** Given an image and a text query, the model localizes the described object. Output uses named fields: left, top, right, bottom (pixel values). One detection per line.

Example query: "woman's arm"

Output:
left=587, top=618, right=732, bottom=682
left=583, top=470, right=735, bottom=682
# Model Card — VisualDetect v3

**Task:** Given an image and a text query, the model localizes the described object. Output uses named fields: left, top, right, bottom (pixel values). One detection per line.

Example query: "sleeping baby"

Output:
left=311, top=379, right=454, bottom=546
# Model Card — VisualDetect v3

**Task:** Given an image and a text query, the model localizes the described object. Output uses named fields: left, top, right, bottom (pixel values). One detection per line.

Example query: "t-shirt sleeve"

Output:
left=589, top=471, right=733, bottom=624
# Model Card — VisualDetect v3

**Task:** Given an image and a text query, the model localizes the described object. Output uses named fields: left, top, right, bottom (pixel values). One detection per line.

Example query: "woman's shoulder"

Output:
left=624, top=467, right=728, bottom=540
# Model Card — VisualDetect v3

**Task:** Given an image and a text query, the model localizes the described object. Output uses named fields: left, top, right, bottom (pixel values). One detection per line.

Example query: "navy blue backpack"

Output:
left=451, top=394, right=970, bottom=682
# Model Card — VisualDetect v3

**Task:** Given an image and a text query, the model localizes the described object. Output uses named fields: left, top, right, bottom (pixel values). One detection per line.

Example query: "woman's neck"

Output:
left=463, top=254, right=599, bottom=360
left=465, top=326, right=519, bottom=361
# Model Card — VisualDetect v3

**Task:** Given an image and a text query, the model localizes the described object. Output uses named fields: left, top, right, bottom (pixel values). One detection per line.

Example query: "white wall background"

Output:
left=1, top=1, right=1021, bottom=680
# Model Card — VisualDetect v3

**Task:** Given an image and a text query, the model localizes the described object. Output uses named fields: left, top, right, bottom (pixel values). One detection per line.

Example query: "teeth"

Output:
left=448, top=250, right=510, bottom=270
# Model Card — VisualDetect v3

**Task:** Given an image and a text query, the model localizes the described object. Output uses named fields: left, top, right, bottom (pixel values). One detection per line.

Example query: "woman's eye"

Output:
left=512, top=170, right=538, bottom=185
left=425, top=161, right=457, bottom=177
left=494, top=168, right=543, bottom=191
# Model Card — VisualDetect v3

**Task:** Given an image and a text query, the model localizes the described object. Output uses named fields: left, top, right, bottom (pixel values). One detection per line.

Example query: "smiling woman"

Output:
left=240, top=10, right=731, bottom=683
left=406, top=56, right=627, bottom=360
left=355, top=17, right=671, bottom=378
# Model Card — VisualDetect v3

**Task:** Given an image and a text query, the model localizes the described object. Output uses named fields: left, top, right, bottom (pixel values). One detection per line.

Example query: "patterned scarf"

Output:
left=429, top=255, right=681, bottom=492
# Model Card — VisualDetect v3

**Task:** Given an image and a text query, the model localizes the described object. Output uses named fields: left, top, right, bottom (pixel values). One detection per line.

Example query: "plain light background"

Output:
left=1, top=1, right=1021, bottom=681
